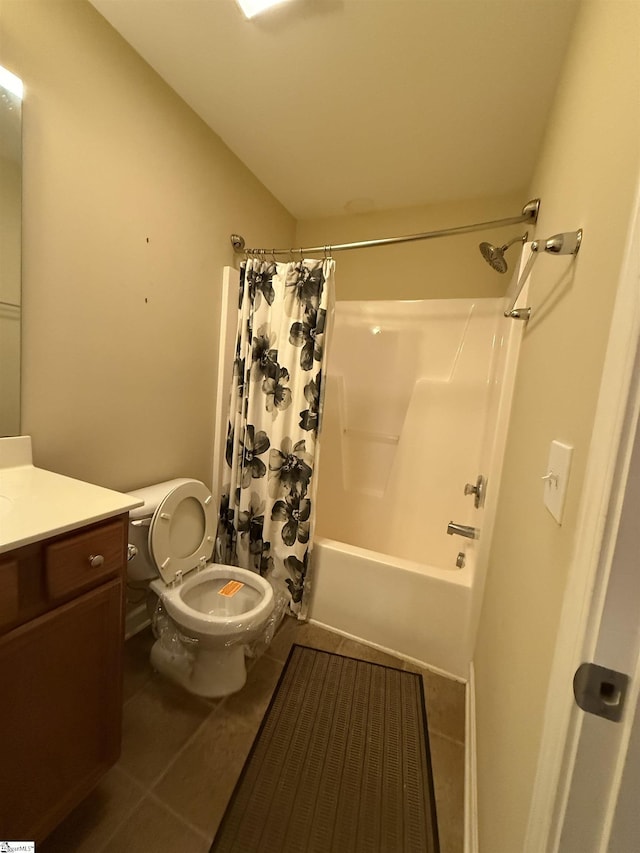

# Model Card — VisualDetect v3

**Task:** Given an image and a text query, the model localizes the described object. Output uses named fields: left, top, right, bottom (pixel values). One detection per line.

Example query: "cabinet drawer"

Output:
left=46, top=519, right=125, bottom=600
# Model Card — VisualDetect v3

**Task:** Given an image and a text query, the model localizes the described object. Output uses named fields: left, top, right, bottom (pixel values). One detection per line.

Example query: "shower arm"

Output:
left=505, top=229, right=583, bottom=321
left=230, top=199, right=540, bottom=257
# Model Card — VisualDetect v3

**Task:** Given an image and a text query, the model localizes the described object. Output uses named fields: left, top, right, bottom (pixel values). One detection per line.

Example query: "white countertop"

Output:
left=0, top=437, right=143, bottom=554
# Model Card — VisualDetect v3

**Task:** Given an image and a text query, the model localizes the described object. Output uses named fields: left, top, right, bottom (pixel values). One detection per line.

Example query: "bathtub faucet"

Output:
left=447, top=522, right=480, bottom=540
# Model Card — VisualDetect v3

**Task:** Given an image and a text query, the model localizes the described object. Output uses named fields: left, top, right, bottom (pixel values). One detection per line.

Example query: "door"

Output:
left=557, top=402, right=640, bottom=851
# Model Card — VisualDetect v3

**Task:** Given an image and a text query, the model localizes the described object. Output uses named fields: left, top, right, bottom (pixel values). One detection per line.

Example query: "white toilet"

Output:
left=127, top=478, right=274, bottom=698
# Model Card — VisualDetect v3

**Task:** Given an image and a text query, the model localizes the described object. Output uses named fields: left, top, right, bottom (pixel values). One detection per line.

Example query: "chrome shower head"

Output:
left=479, top=233, right=528, bottom=274
left=479, top=241, right=509, bottom=273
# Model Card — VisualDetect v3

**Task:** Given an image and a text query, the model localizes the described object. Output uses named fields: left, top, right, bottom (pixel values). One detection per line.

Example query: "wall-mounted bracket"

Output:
left=505, top=228, right=583, bottom=320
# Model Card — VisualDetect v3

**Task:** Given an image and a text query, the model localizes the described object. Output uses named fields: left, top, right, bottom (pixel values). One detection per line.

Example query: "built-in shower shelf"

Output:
left=343, top=427, right=400, bottom=445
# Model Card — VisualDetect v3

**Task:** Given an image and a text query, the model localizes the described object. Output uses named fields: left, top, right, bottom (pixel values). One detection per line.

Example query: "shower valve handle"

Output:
left=464, top=474, right=486, bottom=509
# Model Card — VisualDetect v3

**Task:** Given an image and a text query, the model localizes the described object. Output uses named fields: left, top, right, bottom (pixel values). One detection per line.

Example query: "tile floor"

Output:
left=40, top=619, right=465, bottom=853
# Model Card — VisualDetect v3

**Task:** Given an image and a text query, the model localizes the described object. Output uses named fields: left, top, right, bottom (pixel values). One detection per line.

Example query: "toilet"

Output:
left=127, top=478, right=274, bottom=698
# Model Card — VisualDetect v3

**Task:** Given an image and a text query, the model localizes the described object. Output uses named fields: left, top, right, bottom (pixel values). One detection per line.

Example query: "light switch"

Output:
left=543, top=440, right=573, bottom=524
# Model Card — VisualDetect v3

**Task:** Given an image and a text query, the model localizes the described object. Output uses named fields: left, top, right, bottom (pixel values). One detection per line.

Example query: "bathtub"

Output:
left=310, top=536, right=474, bottom=679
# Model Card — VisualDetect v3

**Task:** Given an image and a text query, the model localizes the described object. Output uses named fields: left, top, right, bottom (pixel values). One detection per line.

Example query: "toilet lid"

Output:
left=149, top=480, right=216, bottom=585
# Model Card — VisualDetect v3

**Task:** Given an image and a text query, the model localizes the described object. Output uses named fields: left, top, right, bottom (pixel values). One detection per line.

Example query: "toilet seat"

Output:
left=149, top=480, right=215, bottom=584
left=153, top=564, right=274, bottom=639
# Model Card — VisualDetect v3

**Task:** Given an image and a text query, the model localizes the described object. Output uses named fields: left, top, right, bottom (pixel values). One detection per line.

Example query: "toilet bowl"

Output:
left=127, top=478, right=274, bottom=698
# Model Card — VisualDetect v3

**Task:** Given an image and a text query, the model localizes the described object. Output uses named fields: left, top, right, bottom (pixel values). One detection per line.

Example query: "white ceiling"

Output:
left=89, top=0, right=579, bottom=220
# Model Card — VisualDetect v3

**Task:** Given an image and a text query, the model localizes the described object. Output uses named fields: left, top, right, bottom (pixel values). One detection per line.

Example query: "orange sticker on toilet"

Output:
left=219, top=580, right=244, bottom=597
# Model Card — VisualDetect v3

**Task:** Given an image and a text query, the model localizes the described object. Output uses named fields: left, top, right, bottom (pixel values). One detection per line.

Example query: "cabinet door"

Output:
left=0, top=579, right=123, bottom=842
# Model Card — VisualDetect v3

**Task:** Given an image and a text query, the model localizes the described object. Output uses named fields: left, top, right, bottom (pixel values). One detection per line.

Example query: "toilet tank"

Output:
left=127, top=478, right=203, bottom=583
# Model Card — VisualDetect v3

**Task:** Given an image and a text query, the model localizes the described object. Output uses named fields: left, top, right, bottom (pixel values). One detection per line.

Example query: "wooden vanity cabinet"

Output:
left=0, top=513, right=128, bottom=843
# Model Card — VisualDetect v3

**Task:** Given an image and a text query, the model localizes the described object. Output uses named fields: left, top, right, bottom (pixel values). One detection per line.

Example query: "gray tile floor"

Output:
left=41, top=618, right=465, bottom=853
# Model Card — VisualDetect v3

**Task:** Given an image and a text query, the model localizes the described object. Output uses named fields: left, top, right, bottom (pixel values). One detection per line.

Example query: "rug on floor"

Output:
left=210, top=644, right=439, bottom=853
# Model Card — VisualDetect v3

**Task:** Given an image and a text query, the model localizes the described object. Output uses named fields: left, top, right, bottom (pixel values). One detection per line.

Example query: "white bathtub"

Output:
left=310, top=537, right=474, bottom=680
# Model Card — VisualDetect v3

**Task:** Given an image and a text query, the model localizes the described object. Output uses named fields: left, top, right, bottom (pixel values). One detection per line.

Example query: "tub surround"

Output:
left=0, top=436, right=142, bottom=553
left=311, top=297, right=524, bottom=680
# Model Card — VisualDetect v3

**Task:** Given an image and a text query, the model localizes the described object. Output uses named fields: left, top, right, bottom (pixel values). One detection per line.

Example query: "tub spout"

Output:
left=447, top=522, right=480, bottom=540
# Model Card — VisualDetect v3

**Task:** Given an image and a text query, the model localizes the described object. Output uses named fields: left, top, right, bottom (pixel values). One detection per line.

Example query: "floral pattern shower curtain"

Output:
left=218, top=258, right=334, bottom=618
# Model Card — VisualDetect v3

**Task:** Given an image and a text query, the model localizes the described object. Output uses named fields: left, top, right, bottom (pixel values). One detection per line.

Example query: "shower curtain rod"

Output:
left=230, top=198, right=540, bottom=258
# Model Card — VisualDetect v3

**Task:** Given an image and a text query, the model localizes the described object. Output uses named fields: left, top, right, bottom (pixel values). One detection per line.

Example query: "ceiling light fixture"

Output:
left=235, top=0, right=292, bottom=19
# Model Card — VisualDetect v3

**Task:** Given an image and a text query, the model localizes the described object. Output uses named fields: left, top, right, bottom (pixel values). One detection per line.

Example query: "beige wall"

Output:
left=296, top=191, right=527, bottom=301
left=0, top=0, right=294, bottom=491
left=474, top=3, right=640, bottom=851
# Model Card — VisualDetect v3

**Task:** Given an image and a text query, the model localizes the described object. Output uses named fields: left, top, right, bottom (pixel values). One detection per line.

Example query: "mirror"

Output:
left=0, top=67, right=22, bottom=436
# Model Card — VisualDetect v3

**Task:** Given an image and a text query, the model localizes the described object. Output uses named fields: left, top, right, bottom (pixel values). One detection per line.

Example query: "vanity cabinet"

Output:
left=0, top=513, right=128, bottom=843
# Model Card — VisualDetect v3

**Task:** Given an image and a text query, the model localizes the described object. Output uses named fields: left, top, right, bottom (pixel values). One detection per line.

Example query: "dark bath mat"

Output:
left=210, top=644, right=439, bottom=853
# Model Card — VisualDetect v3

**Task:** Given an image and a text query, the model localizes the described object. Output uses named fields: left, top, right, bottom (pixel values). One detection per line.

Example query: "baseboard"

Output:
left=465, top=661, right=479, bottom=853
left=125, top=603, right=151, bottom=640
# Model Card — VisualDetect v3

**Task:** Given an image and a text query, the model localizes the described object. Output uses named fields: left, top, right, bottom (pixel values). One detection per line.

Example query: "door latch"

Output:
left=573, top=662, right=629, bottom=722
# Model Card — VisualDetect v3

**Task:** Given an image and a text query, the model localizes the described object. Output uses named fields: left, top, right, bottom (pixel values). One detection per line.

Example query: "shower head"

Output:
left=479, top=233, right=528, bottom=274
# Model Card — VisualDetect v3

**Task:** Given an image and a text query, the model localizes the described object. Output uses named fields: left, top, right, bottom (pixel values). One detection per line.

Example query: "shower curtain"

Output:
left=218, top=257, right=334, bottom=619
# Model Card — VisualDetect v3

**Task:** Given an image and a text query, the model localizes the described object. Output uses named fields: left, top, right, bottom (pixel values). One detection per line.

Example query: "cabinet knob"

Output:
left=89, top=554, right=104, bottom=568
